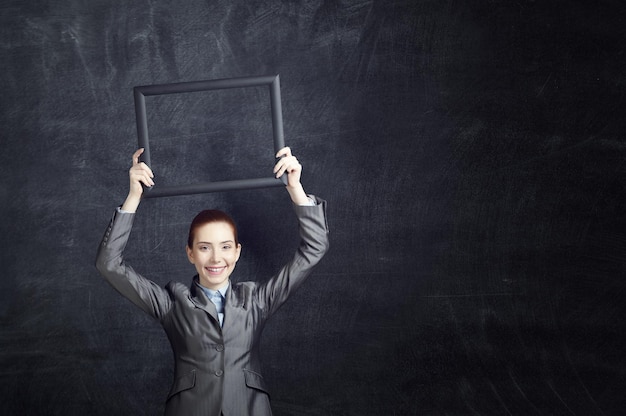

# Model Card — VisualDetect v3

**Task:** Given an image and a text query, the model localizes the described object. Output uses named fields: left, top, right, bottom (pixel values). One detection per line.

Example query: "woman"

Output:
left=95, top=147, right=329, bottom=416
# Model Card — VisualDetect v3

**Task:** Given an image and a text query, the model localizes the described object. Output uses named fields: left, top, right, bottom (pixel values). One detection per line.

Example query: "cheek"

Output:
left=193, top=251, right=208, bottom=263
left=229, top=253, right=240, bottom=265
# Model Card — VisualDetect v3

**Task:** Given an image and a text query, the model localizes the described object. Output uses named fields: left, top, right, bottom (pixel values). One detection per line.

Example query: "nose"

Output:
left=208, top=251, right=220, bottom=264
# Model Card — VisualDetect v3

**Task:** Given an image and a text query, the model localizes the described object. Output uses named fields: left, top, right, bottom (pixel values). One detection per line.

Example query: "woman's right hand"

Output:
left=122, top=148, right=154, bottom=212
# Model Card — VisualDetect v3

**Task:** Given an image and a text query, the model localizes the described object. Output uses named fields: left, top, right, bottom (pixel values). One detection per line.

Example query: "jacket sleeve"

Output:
left=256, top=195, right=330, bottom=317
left=95, top=209, right=172, bottom=321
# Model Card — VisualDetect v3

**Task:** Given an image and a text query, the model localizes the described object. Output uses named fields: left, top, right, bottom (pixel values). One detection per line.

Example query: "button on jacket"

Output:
left=95, top=197, right=329, bottom=416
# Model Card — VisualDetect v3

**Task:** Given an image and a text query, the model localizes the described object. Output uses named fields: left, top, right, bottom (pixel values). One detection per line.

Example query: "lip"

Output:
left=205, top=266, right=227, bottom=276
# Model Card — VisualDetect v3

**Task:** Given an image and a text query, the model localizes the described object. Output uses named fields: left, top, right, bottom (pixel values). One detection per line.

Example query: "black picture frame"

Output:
left=133, top=74, right=288, bottom=198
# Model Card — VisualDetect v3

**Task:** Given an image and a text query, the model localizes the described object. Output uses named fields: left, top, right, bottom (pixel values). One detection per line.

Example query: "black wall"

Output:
left=1, top=1, right=625, bottom=415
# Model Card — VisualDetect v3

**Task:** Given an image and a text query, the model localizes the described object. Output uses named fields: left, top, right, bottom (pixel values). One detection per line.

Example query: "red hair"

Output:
left=187, top=210, right=239, bottom=248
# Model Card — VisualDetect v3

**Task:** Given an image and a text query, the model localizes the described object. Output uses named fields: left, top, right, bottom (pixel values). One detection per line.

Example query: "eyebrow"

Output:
left=196, top=240, right=235, bottom=245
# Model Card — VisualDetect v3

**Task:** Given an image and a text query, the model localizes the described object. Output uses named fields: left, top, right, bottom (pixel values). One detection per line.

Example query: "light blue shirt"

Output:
left=198, top=282, right=229, bottom=326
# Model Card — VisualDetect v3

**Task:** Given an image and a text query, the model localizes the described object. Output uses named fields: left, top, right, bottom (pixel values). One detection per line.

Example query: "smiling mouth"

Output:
left=206, top=266, right=226, bottom=274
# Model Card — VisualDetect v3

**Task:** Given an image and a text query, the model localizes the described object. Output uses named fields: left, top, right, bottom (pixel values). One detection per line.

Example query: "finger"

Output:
left=142, top=168, right=155, bottom=185
left=141, top=173, right=155, bottom=187
left=136, top=159, right=154, bottom=177
left=275, top=157, right=300, bottom=178
left=132, top=148, right=144, bottom=166
left=139, top=162, right=154, bottom=179
left=140, top=162, right=154, bottom=178
left=283, top=158, right=298, bottom=173
left=274, top=154, right=297, bottom=168
left=273, top=155, right=292, bottom=175
left=132, top=168, right=155, bottom=187
left=130, top=163, right=154, bottom=183
left=274, top=161, right=286, bottom=178
left=131, top=161, right=154, bottom=176
left=275, top=146, right=291, bottom=159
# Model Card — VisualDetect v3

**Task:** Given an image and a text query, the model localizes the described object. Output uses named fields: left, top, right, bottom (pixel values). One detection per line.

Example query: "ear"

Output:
left=235, top=243, right=242, bottom=262
left=186, top=245, right=194, bottom=264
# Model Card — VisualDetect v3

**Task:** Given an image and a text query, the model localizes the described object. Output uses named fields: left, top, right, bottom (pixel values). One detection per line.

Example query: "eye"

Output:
left=222, top=245, right=232, bottom=250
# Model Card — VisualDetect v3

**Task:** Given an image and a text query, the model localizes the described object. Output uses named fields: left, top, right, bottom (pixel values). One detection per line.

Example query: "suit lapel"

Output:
left=189, top=277, right=247, bottom=328
left=222, top=283, right=247, bottom=328
left=189, top=276, right=219, bottom=324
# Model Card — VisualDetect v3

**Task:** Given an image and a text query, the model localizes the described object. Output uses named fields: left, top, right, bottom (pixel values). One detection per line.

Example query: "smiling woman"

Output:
left=95, top=146, right=329, bottom=416
left=186, top=217, right=242, bottom=290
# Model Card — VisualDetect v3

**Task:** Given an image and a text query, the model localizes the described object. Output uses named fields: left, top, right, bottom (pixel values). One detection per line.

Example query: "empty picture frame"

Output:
left=133, top=74, right=288, bottom=198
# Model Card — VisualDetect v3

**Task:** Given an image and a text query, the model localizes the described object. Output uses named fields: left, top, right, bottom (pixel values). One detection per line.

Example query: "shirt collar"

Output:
left=198, top=280, right=230, bottom=299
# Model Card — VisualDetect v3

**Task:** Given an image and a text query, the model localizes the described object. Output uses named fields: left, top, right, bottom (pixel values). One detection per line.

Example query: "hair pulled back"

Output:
left=187, top=210, right=239, bottom=248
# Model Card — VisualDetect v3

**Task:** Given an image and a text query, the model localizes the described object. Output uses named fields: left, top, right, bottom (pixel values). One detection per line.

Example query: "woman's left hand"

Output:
left=273, top=146, right=310, bottom=205
left=274, top=146, right=302, bottom=188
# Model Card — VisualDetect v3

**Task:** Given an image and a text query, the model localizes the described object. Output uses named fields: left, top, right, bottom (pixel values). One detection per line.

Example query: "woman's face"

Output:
left=186, top=221, right=241, bottom=290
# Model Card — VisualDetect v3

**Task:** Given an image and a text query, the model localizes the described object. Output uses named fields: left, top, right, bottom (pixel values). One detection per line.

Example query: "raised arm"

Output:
left=121, top=148, right=154, bottom=213
left=256, top=148, right=329, bottom=315
left=95, top=149, right=170, bottom=320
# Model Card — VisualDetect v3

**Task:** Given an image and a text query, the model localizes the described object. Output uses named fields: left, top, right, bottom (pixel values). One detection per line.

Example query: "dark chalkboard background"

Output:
left=1, top=1, right=625, bottom=415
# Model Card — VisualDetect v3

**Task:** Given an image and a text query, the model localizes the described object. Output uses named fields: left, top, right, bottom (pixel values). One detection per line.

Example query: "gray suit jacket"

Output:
left=95, top=197, right=329, bottom=416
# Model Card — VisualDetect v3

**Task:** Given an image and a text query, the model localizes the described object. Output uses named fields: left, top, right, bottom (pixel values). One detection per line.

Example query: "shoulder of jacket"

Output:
left=165, top=281, right=191, bottom=294
left=232, top=281, right=257, bottom=293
